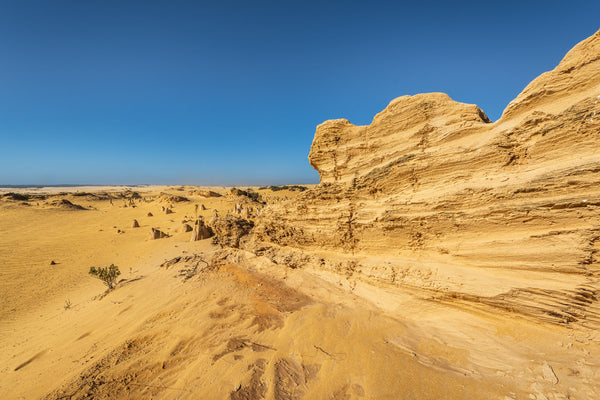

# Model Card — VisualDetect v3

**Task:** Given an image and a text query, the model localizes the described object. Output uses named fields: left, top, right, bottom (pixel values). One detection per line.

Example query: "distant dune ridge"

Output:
left=251, top=29, right=600, bottom=326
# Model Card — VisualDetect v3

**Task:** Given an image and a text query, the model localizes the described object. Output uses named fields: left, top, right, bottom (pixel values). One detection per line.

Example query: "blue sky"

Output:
left=1, top=1, right=599, bottom=185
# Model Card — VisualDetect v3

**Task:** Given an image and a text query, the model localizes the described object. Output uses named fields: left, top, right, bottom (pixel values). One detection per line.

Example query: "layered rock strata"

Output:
left=249, top=30, right=600, bottom=328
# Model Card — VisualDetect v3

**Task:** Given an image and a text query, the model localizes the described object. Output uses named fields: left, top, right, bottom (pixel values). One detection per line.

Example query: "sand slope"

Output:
left=1, top=192, right=598, bottom=399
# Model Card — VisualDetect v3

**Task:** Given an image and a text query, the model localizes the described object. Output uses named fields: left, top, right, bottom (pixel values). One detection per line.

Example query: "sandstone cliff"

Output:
left=250, top=30, right=600, bottom=329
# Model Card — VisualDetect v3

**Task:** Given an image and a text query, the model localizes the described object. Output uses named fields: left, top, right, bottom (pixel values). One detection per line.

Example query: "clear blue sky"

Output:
left=1, top=1, right=598, bottom=186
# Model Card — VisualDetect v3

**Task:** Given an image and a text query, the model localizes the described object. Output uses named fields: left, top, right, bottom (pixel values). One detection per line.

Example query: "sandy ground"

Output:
left=0, top=186, right=598, bottom=399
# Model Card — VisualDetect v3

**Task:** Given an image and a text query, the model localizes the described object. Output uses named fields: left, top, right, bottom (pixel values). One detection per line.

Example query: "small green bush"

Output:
left=89, top=264, right=121, bottom=289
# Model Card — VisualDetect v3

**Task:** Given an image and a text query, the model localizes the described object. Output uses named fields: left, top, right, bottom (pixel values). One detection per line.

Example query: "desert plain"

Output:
left=2, top=29, right=600, bottom=400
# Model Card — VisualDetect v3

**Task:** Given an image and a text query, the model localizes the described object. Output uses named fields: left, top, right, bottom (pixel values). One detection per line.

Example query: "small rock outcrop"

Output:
left=190, top=218, right=213, bottom=241
left=193, top=190, right=222, bottom=198
left=48, top=199, right=87, bottom=210
left=181, top=223, right=193, bottom=233
left=150, top=228, right=168, bottom=240
left=3, top=193, right=30, bottom=201
left=210, top=215, right=253, bottom=248
left=230, top=188, right=249, bottom=197
left=229, top=188, right=261, bottom=203
left=159, top=193, right=189, bottom=203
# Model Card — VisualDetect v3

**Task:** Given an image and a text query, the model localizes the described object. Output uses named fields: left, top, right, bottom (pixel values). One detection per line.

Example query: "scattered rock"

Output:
left=50, top=260, right=56, bottom=265
left=132, top=219, right=140, bottom=228
left=147, top=212, right=153, bottom=217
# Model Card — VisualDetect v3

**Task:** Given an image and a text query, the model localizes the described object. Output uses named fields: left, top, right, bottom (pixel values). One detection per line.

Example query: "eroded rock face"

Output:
left=309, top=93, right=491, bottom=185
left=250, top=30, right=600, bottom=327
left=211, top=215, right=254, bottom=248
left=190, top=218, right=213, bottom=241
